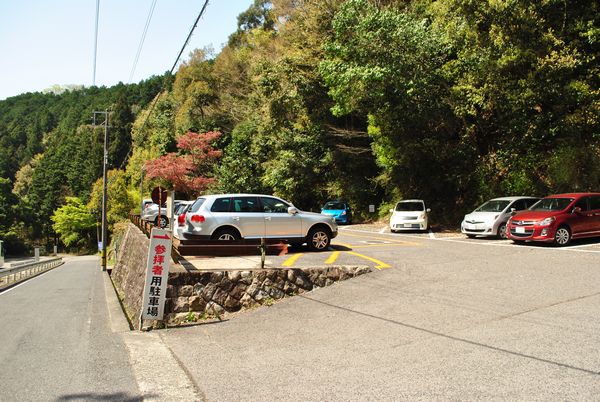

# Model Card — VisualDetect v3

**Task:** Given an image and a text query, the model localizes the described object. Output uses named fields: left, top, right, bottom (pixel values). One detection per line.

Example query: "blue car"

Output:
left=321, top=201, right=352, bottom=224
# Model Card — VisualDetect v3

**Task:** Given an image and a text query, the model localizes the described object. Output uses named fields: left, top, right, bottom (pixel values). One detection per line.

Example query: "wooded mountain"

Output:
left=1, top=0, right=598, bottom=254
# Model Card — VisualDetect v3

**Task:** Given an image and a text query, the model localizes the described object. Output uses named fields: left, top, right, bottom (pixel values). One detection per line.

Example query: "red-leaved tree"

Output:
left=144, top=131, right=222, bottom=197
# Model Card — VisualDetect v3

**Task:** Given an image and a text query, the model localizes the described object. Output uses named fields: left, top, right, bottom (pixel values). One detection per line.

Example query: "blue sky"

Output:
left=0, top=0, right=254, bottom=100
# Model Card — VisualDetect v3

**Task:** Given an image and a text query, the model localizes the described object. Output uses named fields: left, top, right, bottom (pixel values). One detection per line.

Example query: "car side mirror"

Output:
left=426, top=208, right=431, bottom=213
left=389, top=208, right=394, bottom=213
left=572, top=206, right=582, bottom=214
left=288, top=206, right=299, bottom=215
left=510, top=208, right=517, bottom=215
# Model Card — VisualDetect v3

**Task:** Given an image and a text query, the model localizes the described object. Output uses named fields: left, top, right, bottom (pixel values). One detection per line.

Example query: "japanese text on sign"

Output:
left=141, top=228, right=172, bottom=321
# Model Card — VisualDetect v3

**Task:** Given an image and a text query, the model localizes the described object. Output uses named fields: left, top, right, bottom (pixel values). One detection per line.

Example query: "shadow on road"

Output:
left=298, top=293, right=600, bottom=376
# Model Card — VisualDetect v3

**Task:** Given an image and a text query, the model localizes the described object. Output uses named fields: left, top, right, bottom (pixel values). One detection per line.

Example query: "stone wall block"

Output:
left=227, top=271, right=241, bottom=282
left=201, top=283, right=217, bottom=301
left=295, top=273, right=313, bottom=290
left=254, top=289, right=266, bottom=302
left=189, top=295, right=206, bottom=312
left=219, top=276, right=234, bottom=293
left=314, top=274, right=327, bottom=287
left=230, top=283, right=247, bottom=300
left=210, top=272, right=224, bottom=283
left=256, top=271, right=268, bottom=282
left=205, top=301, right=224, bottom=316
left=326, top=268, right=341, bottom=281
left=240, top=293, right=255, bottom=308
left=179, top=285, right=193, bottom=297
left=166, top=285, right=176, bottom=298
left=193, top=283, right=205, bottom=296
left=284, top=282, right=298, bottom=294
left=246, top=280, right=260, bottom=297
left=212, top=288, right=228, bottom=306
left=287, top=269, right=296, bottom=282
left=173, top=297, right=190, bottom=313
left=267, top=286, right=285, bottom=299
left=224, top=296, right=241, bottom=311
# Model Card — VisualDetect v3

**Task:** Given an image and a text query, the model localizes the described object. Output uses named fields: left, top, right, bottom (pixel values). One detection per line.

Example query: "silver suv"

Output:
left=182, top=194, right=338, bottom=251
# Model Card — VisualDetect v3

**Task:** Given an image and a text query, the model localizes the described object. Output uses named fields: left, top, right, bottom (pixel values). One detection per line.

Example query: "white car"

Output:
left=182, top=194, right=338, bottom=251
left=389, top=200, right=430, bottom=232
left=461, top=196, right=539, bottom=239
left=173, top=201, right=194, bottom=239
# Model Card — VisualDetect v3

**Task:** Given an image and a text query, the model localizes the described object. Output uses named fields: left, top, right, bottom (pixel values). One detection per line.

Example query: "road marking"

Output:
left=347, top=251, right=391, bottom=269
left=325, top=251, right=340, bottom=264
left=282, top=253, right=303, bottom=267
left=429, top=229, right=436, bottom=239
left=340, top=232, right=419, bottom=244
left=341, top=227, right=600, bottom=253
left=0, top=267, right=58, bottom=295
left=434, top=236, right=600, bottom=253
left=379, top=226, right=388, bottom=233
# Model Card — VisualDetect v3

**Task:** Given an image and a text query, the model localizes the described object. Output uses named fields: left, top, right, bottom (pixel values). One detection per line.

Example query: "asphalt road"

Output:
left=0, top=256, right=142, bottom=402
left=161, top=226, right=600, bottom=400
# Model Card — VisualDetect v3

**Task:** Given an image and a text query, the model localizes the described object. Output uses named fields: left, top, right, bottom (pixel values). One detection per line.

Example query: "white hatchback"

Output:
left=461, top=196, right=539, bottom=239
left=389, top=200, right=430, bottom=232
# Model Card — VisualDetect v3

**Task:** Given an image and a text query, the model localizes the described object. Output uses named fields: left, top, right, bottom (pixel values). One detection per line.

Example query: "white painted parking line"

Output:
left=429, top=229, right=436, bottom=239
left=379, top=226, right=388, bottom=234
left=340, top=227, right=600, bottom=253
left=434, top=236, right=600, bottom=253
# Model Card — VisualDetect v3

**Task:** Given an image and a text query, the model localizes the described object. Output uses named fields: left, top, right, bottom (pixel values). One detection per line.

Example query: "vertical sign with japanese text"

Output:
left=141, top=228, right=172, bottom=321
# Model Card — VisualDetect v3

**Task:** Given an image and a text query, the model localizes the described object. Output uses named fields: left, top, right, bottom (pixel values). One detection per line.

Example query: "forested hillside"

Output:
left=1, top=0, right=599, bottom=254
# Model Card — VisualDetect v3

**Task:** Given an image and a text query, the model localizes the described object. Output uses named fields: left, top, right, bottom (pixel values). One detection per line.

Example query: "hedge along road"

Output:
left=159, top=224, right=600, bottom=400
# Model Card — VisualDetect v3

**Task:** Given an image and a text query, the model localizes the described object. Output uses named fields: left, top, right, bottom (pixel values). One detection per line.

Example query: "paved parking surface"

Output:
left=161, top=223, right=600, bottom=400
left=267, top=224, right=600, bottom=270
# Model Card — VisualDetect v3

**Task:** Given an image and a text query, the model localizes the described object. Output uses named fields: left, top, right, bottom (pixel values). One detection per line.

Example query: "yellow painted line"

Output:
left=349, top=243, right=421, bottom=248
left=339, top=232, right=421, bottom=245
left=325, top=251, right=340, bottom=264
left=282, top=253, right=303, bottom=267
left=347, top=251, right=391, bottom=270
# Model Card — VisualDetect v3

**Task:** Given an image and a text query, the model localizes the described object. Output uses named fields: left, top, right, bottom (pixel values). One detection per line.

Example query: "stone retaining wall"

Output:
left=165, top=265, right=371, bottom=325
left=112, top=223, right=371, bottom=328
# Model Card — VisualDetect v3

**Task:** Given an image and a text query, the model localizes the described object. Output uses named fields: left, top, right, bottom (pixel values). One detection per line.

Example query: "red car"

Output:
left=506, top=193, right=600, bottom=246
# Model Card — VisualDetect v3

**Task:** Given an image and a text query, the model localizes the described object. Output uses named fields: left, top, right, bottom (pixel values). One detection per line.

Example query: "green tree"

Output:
left=51, top=197, right=96, bottom=249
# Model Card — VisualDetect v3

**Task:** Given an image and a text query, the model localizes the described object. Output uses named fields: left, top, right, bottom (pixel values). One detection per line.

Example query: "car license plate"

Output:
left=516, top=227, right=525, bottom=234
left=404, top=223, right=412, bottom=228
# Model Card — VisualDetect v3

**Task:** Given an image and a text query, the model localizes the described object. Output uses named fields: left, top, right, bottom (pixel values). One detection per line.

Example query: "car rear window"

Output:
left=395, top=202, right=424, bottom=212
left=589, top=196, right=600, bottom=210
left=211, top=197, right=232, bottom=213
left=232, top=197, right=261, bottom=212
left=189, top=198, right=206, bottom=213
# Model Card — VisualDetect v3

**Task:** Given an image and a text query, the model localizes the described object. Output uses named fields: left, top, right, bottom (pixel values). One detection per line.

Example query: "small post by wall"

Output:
left=34, top=247, right=40, bottom=262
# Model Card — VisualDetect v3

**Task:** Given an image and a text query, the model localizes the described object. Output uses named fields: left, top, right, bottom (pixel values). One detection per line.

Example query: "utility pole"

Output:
left=93, top=111, right=109, bottom=271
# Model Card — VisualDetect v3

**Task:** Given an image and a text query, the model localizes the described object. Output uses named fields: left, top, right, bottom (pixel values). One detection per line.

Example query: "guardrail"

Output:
left=0, top=257, right=63, bottom=289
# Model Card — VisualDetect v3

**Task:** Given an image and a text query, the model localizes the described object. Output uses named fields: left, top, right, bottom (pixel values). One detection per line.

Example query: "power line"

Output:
left=93, top=0, right=100, bottom=85
left=129, top=0, right=158, bottom=83
left=116, top=0, right=211, bottom=172
left=169, top=0, right=210, bottom=75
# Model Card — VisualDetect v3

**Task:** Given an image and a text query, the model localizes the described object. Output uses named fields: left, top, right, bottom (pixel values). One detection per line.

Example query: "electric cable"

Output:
left=116, top=0, right=210, bottom=172
left=129, top=0, right=158, bottom=83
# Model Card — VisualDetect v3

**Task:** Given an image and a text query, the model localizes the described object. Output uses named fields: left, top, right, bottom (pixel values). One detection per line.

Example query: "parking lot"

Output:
left=164, top=222, right=600, bottom=400
left=260, top=223, right=600, bottom=270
